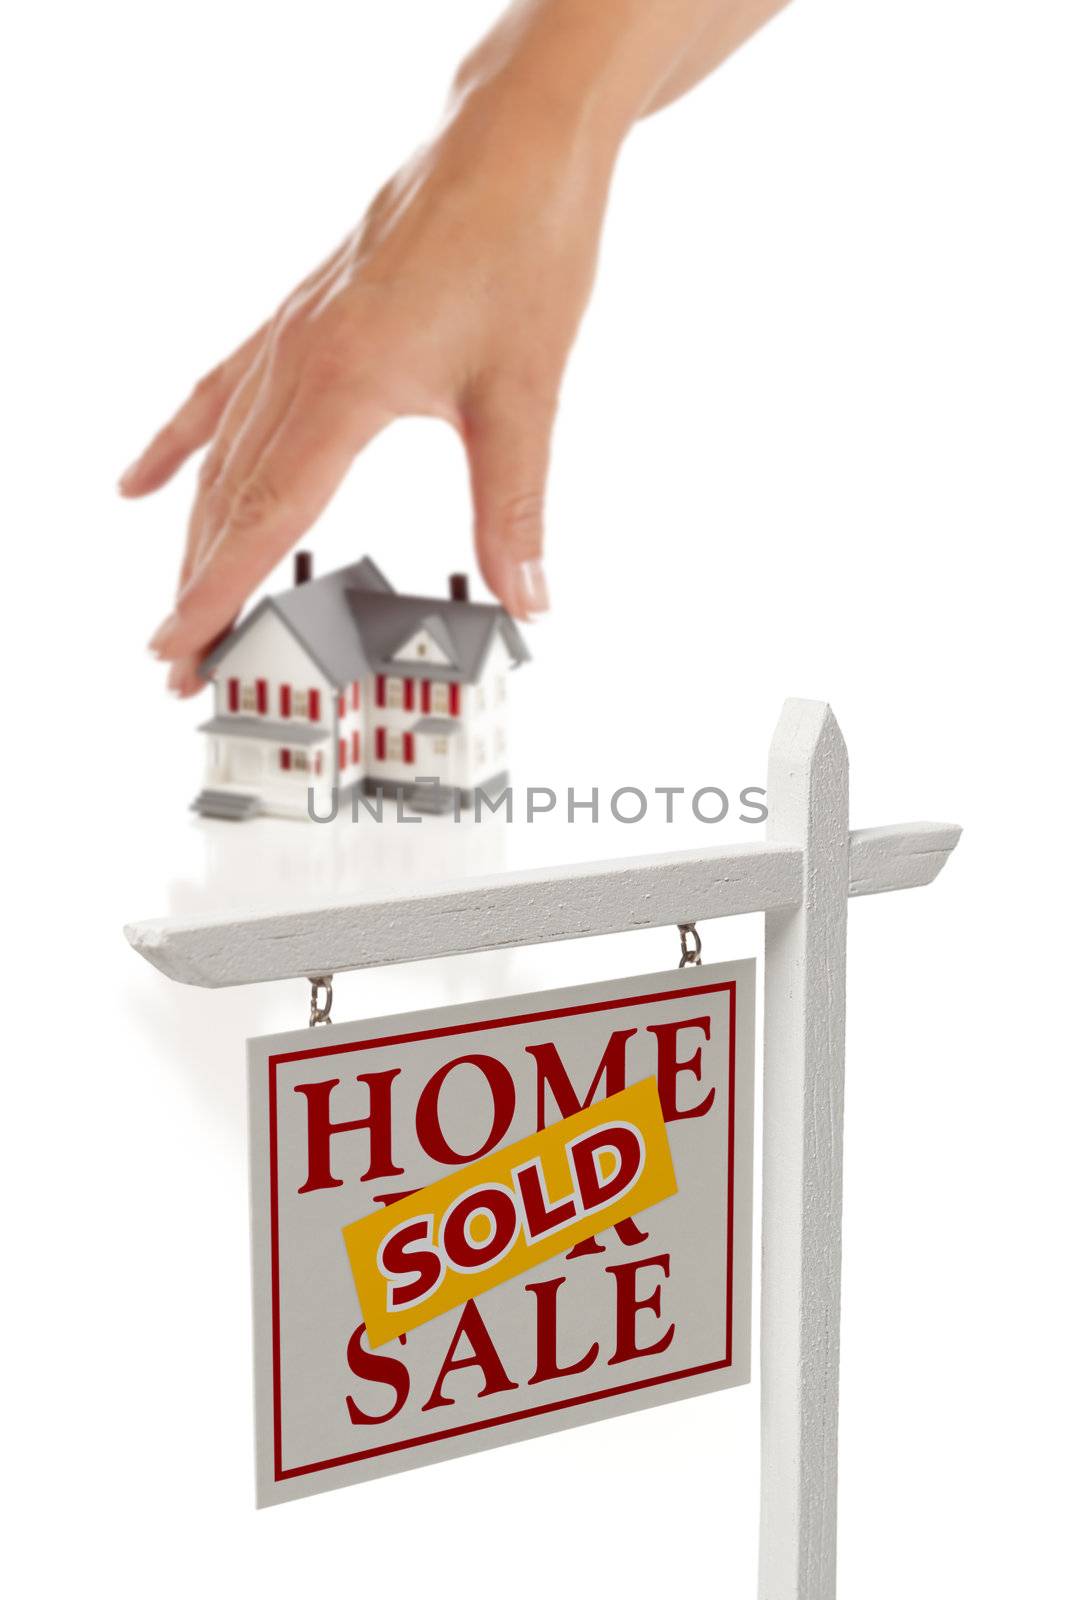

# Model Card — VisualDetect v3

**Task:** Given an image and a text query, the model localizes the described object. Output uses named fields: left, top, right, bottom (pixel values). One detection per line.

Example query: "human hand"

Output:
left=123, top=76, right=617, bottom=695
left=125, top=0, right=796, bottom=695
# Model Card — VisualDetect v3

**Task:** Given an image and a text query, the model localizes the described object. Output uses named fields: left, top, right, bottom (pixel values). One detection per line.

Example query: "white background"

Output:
left=3, top=1, right=1064, bottom=1595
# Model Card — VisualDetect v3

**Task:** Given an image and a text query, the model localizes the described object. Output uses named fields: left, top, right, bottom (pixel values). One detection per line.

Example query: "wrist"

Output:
left=449, top=7, right=644, bottom=170
left=428, top=70, right=619, bottom=223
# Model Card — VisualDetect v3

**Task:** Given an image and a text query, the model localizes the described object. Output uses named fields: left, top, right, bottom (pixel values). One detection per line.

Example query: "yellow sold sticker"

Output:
left=343, top=1076, right=677, bottom=1348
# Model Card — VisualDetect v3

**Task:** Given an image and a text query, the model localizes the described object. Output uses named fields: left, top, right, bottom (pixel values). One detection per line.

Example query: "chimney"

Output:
left=294, top=551, right=313, bottom=586
left=449, top=572, right=469, bottom=603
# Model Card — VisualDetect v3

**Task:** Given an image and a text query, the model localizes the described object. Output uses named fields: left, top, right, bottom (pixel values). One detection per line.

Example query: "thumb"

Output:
left=463, top=384, right=553, bottom=620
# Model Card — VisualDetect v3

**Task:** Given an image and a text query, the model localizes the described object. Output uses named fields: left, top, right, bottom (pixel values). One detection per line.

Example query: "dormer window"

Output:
left=390, top=621, right=456, bottom=667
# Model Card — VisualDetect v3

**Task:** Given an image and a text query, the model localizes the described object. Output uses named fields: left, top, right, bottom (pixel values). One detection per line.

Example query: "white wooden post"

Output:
left=760, top=700, right=849, bottom=1600
left=123, top=696, right=959, bottom=1592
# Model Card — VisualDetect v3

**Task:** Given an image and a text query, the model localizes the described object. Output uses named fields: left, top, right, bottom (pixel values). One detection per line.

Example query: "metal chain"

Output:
left=308, top=975, right=334, bottom=1026
left=678, top=923, right=703, bottom=968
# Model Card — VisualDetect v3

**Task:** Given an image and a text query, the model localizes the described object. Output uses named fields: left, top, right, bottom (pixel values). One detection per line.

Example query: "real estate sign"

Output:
left=248, top=961, right=755, bottom=1506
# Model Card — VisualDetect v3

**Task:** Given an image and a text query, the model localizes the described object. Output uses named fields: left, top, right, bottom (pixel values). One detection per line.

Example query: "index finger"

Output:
left=119, top=325, right=268, bottom=497
left=149, top=378, right=393, bottom=661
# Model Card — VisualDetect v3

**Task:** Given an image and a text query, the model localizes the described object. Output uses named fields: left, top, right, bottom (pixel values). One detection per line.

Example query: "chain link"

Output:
left=308, top=975, right=334, bottom=1026
left=678, top=923, right=703, bottom=968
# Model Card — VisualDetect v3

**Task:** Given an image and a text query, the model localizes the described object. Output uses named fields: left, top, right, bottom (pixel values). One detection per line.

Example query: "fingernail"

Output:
left=149, top=613, right=181, bottom=656
left=516, top=558, right=549, bottom=614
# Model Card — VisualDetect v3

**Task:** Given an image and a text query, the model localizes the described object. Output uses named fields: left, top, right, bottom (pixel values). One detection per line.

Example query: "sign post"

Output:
left=126, top=697, right=962, bottom=1596
left=761, top=701, right=849, bottom=1600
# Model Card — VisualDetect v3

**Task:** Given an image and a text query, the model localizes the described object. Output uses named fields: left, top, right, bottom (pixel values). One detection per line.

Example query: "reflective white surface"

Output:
left=8, top=3, right=1066, bottom=1596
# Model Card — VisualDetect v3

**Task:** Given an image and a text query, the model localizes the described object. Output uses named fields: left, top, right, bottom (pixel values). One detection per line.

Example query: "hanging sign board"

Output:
left=248, top=960, right=755, bottom=1507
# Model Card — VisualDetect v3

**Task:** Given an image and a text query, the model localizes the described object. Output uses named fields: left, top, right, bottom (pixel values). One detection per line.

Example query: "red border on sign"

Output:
left=267, top=979, right=738, bottom=1482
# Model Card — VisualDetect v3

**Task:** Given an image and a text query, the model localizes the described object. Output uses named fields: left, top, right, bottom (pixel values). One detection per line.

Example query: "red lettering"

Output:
left=605, top=1253, right=674, bottom=1365
left=415, top=1055, right=515, bottom=1165
left=526, top=1276, right=598, bottom=1384
left=648, top=1017, right=715, bottom=1121
left=531, top=1028, right=636, bottom=1129
left=570, top=1123, right=644, bottom=1212
left=566, top=1214, right=649, bottom=1260
left=294, top=1071, right=403, bottom=1192
left=345, top=1325, right=409, bottom=1425
left=422, top=1301, right=519, bottom=1411
left=371, top=1188, right=420, bottom=1208
left=515, top=1158, right=577, bottom=1240
left=378, top=1217, right=443, bottom=1311
left=441, top=1186, right=519, bottom=1272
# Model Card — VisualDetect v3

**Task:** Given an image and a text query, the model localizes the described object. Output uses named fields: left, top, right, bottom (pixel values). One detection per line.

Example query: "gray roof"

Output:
left=199, top=715, right=330, bottom=746
left=201, top=555, right=529, bottom=688
left=411, top=716, right=460, bottom=737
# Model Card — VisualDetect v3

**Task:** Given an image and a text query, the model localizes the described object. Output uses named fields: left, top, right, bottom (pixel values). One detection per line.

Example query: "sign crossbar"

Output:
left=125, top=821, right=958, bottom=990
left=125, top=698, right=960, bottom=1600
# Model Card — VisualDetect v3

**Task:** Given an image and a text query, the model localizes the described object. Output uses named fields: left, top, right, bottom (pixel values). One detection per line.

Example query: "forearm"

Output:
left=452, top=0, right=794, bottom=146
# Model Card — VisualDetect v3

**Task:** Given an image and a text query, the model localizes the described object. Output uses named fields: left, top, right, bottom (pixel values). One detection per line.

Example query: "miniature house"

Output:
left=193, top=554, right=529, bottom=821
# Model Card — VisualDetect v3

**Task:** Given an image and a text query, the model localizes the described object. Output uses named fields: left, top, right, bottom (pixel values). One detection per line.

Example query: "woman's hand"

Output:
left=125, top=80, right=614, bottom=693
left=123, top=0, right=794, bottom=695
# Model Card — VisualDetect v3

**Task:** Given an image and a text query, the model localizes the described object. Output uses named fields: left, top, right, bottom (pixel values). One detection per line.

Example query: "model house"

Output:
left=192, top=553, right=529, bottom=821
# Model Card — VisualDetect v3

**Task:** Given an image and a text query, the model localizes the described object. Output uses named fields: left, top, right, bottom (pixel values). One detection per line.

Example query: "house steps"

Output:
left=191, top=789, right=263, bottom=822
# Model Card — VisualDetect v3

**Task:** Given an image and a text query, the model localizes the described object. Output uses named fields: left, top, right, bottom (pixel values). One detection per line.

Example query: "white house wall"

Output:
left=201, top=610, right=519, bottom=819
left=336, top=681, right=365, bottom=790
left=368, top=670, right=458, bottom=792
left=457, top=633, right=511, bottom=792
left=363, top=638, right=512, bottom=798
left=205, top=607, right=337, bottom=816
left=213, top=607, right=334, bottom=719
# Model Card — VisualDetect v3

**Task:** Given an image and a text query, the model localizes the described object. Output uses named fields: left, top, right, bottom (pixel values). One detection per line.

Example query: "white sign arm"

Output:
left=125, top=697, right=960, bottom=1600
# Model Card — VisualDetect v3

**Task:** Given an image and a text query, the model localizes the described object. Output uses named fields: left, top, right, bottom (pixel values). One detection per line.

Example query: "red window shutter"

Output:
left=352, top=681, right=360, bottom=709
left=376, top=674, right=385, bottom=708
left=403, top=732, right=414, bottom=765
left=352, top=731, right=360, bottom=764
left=338, top=691, right=346, bottom=719
left=256, top=679, right=267, bottom=714
left=421, top=680, right=431, bottom=714
left=449, top=683, right=461, bottom=717
left=375, top=727, right=385, bottom=761
left=280, top=684, right=291, bottom=718
left=227, top=677, right=239, bottom=713
left=338, top=738, right=347, bottom=771
left=315, top=752, right=323, bottom=775
left=280, top=748, right=291, bottom=771
left=404, top=678, right=415, bottom=712
left=309, top=688, right=321, bottom=722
